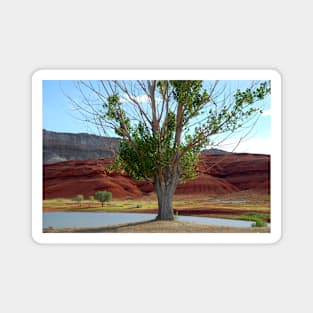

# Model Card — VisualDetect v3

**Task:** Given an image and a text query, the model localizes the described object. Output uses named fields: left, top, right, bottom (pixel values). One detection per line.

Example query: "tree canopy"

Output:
left=70, top=79, right=270, bottom=220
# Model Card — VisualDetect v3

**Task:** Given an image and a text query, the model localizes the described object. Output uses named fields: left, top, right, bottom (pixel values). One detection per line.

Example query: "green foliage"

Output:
left=179, top=146, right=200, bottom=182
left=238, top=212, right=269, bottom=227
left=75, top=194, right=84, bottom=207
left=75, top=194, right=84, bottom=202
left=111, top=124, right=201, bottom=183
left=102, top=93, right=131, bottom=135
left=95, top=80, right=271, bottom=187
left=199, top=81, right=271, bottom=136
left=109, top=81, right=210, bottom=183
left=252, top=218, right=267, bottom=227
left=89, top=195, right=95, bottom=201
left=95, top=191, right=112, bottom=207
left=170, top=80, right=210, bottom=123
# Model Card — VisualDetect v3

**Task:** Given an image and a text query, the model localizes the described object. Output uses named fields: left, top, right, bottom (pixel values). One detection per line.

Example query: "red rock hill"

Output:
left=43, top=152, right=270, bottom=199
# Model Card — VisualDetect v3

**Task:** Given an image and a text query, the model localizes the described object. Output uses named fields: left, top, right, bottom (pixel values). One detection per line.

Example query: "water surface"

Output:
left=43, top=212, right=256, bottom=229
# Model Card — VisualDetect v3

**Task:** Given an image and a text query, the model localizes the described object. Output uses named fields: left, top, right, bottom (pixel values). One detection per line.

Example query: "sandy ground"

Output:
left=43, top=220, right=270, bottom=233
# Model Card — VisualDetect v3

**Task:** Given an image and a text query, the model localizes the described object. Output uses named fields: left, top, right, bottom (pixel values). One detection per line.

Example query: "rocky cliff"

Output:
left=43, top=130, right=120, bottom=164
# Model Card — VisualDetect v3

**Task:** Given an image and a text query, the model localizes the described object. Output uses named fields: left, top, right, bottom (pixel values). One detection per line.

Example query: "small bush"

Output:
left=251, top=218, right=267, bottom=227
left=245, top=212, right=270, bottom=221
left=75, top=194, right=84, bottom=207
left=89, top=195, right=95, bottom=201
left=95, top=191, right=112, bottom=207
left=238, top=212, right=268, bottom=228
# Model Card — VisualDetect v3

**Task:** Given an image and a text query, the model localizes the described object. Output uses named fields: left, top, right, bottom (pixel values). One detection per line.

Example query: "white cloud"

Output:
left=215, top=137, right=271, bottom=155
left=122, top=94, right=163, bottom=104
left=120, top=94, right=150, bottom=103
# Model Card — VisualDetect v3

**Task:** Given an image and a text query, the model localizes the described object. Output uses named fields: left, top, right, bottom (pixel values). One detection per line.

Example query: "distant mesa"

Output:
left=43, top=129, right=120, bottom=164
left=43, top=130, right=233, bottom=164
left=202, top=148, right=230, bottom=154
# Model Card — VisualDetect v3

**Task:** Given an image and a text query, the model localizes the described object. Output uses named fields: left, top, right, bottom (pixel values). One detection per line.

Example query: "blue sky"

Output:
left=43, top=80, right=271, bottom=154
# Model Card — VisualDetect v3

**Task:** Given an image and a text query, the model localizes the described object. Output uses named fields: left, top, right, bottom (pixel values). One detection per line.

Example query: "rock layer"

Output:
left=43, top=130, right=120, bottom=164
left=43, top=152, right=270, bottom=199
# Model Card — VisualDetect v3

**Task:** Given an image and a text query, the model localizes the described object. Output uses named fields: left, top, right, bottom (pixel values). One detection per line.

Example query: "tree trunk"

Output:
left=154, top=168, right=179, bottom=220
left=156, top=188, right=174, bottom=220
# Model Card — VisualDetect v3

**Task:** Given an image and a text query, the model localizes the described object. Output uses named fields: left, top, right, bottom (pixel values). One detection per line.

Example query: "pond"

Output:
left=43, top=212, right=256, bottom=229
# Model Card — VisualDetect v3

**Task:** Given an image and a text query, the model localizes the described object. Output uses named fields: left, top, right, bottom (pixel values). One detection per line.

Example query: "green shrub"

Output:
left=75, top=194, right=84, bottom=207
left=252, top=218, right=267, bottom=227
left=89, top=195, right=95, bottom=201
left=95, top=191, right=112, bottom=207
left=238, top=212, right=268, bottom=227
left=245, top=212, right=270, bottom=221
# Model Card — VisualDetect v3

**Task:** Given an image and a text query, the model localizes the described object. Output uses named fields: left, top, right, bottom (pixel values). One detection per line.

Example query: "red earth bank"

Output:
left=43, top=152, right=270, bottom=199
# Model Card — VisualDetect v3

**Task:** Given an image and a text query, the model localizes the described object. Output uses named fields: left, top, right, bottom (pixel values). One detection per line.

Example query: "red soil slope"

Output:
left=43, top=153, right=270, bottom=199
left=197, top=152, right=270, bottom=192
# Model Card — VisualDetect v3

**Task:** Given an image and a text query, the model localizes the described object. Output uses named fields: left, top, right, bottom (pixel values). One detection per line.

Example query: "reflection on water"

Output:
left=43, top=212, right=256, bottom=229
left=177, top=215, right=255, bottom=228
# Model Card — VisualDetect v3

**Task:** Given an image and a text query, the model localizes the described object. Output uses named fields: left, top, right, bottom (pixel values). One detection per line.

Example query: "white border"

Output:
left=32, top=69, right=281, bottom=244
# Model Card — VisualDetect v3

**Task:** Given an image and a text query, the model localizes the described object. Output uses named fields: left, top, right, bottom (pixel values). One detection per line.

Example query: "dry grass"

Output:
left=43, top=193, right=270, bottom=215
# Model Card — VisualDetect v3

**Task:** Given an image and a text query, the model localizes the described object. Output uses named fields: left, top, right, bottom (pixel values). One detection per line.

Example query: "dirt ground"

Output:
left=43, top=220, right=270, bottom=233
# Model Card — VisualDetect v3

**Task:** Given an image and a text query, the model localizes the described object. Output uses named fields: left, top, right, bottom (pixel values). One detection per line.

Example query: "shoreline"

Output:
left=43, top=220, right=270, bottom=233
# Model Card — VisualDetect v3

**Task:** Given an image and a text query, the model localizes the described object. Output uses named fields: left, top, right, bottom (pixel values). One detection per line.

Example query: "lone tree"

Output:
left=95, top=191, right=112, bottom=207
left=70, top=80, right=270, bottom=220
